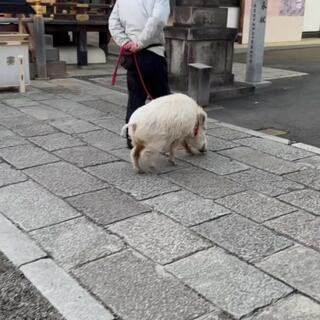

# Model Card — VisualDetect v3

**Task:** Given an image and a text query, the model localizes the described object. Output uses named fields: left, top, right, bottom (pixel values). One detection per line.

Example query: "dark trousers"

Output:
left=125, top=50, right=170, bottom=123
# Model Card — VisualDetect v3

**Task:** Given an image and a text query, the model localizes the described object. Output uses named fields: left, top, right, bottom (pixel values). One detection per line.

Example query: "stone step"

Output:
left=210, top=82, right=254, bottom=102
left=47, top=61, right=67, bottom=78
left=46, top=48, right=59, bottom=62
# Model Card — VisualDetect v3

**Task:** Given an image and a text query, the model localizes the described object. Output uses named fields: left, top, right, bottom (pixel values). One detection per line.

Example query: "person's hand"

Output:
left=123, top=41, right=140, bottom=53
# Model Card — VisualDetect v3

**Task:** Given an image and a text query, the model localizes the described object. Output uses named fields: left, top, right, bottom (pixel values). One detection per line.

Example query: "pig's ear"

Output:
left=196, top=112, right=207, bottom=128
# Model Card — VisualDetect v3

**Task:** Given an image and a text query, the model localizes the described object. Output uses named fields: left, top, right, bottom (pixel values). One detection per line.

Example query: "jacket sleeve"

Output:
left=108, top=1, right=131, bottom=47
left=137, top=0, right=170, bottom=48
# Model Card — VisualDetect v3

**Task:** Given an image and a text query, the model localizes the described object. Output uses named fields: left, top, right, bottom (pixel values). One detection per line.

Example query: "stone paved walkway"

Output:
left=1, top=78, right=320, bottom=320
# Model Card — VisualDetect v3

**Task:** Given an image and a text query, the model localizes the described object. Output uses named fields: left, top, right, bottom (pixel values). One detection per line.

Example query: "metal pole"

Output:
left=245, top=0, right=268, bottom=84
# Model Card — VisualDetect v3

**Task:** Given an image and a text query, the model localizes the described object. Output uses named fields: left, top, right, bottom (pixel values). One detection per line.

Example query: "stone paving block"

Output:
left=216, top=191, right=295, bottom=222
left=207, top=136, right=239, bottom=152
left=73, top=250, right=212, bottom=320
left=227, top=168, right=304, bottom=197
left=256, top=246, right=320, bottom=302
left=143, top=190, right=230, bottom=226
left=20, top=105, right=71, bottom=121
left=58, top=93, right=96, bottom=102
left=78, top=130, right=124, bottom=151
left=24, top=92, right=57, bottom=101
left=99, top=88, right=128, bottom=106
left=220, top=147, right=302, bottom=175
left=166, top=247, right=292, bottom=318
left=24, top=162, right=107, bottom=198
left=0, top=213, right=46, bottom=266
left=0, top=163, right=27, bottom=187
left=54, top=146, right=117, bottom=168
left=109, top=212, right=211, bottom=264
left=91, top=116, right=124, bottom=134
left=195, top=310, right=234, bottom=320
left=0, top=128, right=27, bottom=148
left=207, top=127, right=251, bottom=140
left=21, top=259, right=114, bottom=320
left=42, top=99, right=106, bottom=120
left=0, top=180, right=80, bottom=230
left=0, top=104, right=24, bottom=118
left=193, top=214, right=292, bottom=261
left=0, top=145, right=59, bottom=169
left=67, top=188, right=150, bottom=226
left=163, top=167, right=246, bottom=200
left=29, top=132, right=85, bottom=151
left=30, top=217, right=124, bottom=270
left=86, top=162, right=180, bottom=200
left=235, top=137, right=313, bottom=161
left=50, top=118, right=100, bottom=134
left=246, top=294, right=320, bottom=320
left=3, top=97, right=39, bottom=108
left=285, top=168, right=320, bottom=190
left=278, top=189, right=320, bottom=215
left=0, top=115, right=57, bottom=137
left=179, top=151, right=248, bottom=175
left=82, top=99, right=126, bottom=118
left=296, top=155, right=320, bottom=169
left=265, top=211, right=320, bottom=250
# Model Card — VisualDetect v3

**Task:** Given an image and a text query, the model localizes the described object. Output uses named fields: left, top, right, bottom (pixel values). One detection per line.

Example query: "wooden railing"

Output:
left=26, top=0, right=115, bottom=21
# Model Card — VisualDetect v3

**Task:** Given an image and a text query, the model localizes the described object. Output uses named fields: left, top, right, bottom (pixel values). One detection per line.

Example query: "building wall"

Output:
left=303, top=0, right=320, bottom=32
left=241, top=0, right=306, bottom=43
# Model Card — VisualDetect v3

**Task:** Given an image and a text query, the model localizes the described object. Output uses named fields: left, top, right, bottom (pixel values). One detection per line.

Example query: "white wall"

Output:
left=303, top=0, right=320, bottom=32
left=223, top=7, right=240, bottom=29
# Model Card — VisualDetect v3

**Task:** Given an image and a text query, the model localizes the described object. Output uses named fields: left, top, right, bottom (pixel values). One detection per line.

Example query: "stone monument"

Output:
left=165, top=0, right=237, bottom=94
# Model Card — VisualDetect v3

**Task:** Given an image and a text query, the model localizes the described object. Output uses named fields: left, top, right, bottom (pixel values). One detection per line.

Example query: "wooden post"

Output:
left=77, top=26, right=88, bottom=65
left=99, top=31, right=110, bottom=58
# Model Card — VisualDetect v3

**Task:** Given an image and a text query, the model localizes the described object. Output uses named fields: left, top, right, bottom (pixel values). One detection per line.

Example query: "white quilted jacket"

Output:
left=108, top=0, right=170, bottom=56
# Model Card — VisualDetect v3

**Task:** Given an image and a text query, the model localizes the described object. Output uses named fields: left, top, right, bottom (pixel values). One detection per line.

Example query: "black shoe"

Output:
left=127, top=138, right=133, bottom=149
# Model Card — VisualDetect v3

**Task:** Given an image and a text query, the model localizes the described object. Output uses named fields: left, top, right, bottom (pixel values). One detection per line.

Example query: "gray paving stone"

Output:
left=0, top=180, right=80, bottom=230
left=265, top=211, right=320, bottom=250
left=86, top=162, right=180, bottom=200
left=227, top=168, right=304, bottom=197
left=216, top=191, right=295, bottom=222
left=0, top=163, right=27, bottom=187
left=207, top=137, right=239, bottom=152
left=82, top=99, right=126, bottom=118
left=193, top=214, right=292, bottom=261
left=54, top=146, right=117, bottom=168
left=67, top=188, right=150, bottom=226
left=109, top=212, right=211, bottom=264
left=78, top=130, right=124, bottom=151
left=0, top=128, right=27, bottom=148
left=99, top=89, right=128, bottom=106
left=91, top=116, right=125, bottom=134
left=0, top=213, right=46, bottom=266
left=235, top=137, right=313, bottom=161
left=166, top=247, right=292, bottom=318
left=0, top=115, right=57, bottom=137
left=42, top=99, right=106, bottom=120
left=207, top=127, right=251, bottom=140
left=246, top=294, right=320, bottom=320
left=195, top=310, right=235, bottom=320
left=24, top=162, right=107, bottom=198
left=285, top=168, right=320, bottom=190
left=29, top=132, right=85, bottom=151
left=58, top=93, right=96, bottom=102
left=3, top=97, right=39, bottom=108
left=21, top=259, right=114, bottom=320
left=296, top=155, right=320, bottom=169
left=73, top=250, right=212, bottom=320
left=30, top=217, right=124, bottom=269
left=163, top=167, right=246, bottom=200
left=143, top=190, right=230, bottom=226
left=278, top=189, right=320, bottom=215
left=50, top=118, right=100, bottom=134
left=179, top=151, right=248, bottom=175
left=257, top=246, right=320, bottom=302
left=0, top=145, right=59, bottom=169
left=24, top=92, right=57, bottom=101
left=20, top=105, right=71, bottom=121
left=220, top=147, right=302, bottom=175
left=0, top=104, right=24, bottom=118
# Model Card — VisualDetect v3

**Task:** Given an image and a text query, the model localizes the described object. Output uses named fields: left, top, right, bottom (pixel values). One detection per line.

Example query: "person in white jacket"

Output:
left=109, top=0, right=171, bottom=148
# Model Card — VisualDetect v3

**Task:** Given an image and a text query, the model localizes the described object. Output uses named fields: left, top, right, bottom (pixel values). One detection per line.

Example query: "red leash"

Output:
left=112, top=46, right=154, bottom=100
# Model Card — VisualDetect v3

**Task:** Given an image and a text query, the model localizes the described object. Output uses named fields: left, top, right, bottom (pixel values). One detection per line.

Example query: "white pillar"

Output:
left=245, top=0, right=269, bottom=85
